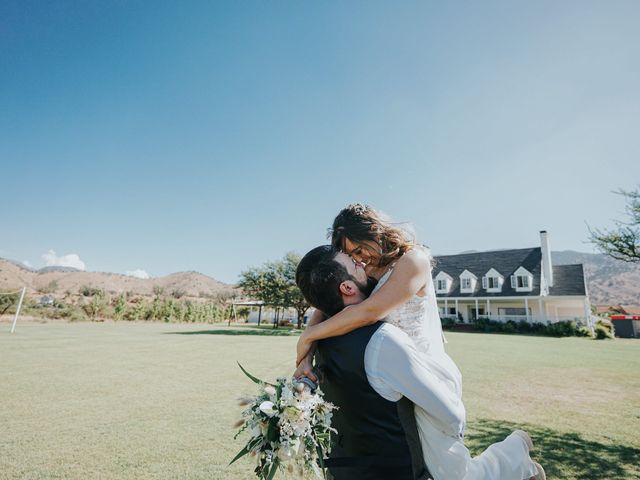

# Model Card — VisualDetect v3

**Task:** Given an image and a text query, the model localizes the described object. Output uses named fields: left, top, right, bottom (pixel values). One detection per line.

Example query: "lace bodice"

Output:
left=371, top=253, right=446, bottom=357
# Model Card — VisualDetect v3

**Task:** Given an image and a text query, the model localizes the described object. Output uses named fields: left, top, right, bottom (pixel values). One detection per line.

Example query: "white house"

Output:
left=434, top=231, right=591, bottom=325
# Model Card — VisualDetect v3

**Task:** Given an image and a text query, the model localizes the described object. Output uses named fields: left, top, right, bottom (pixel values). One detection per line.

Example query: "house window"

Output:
left=498, top=308, right=531, bottom=316
left=487, top=277, right=499, bottom=289
left=437, top=279, right=447, bottom=291
left=517, top=275, right=529, bottom=288
left=461, top=278, right=472, bottom=290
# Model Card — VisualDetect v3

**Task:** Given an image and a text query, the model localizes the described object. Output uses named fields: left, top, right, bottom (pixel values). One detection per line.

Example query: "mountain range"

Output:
left=0, top=258, right=234, bottom=299
left=1, top=251, right=638, bottom=305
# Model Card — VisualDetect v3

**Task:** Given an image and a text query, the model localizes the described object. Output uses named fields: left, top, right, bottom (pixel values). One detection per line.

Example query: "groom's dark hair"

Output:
left=296, top=245, right=352, bottom=317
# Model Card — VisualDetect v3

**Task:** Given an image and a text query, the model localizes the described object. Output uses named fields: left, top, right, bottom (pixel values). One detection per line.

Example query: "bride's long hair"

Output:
left=329, top=203, right=416, bottom=268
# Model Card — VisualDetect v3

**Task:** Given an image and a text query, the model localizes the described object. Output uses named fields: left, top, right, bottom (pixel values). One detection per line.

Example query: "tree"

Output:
left=589, top=187, right=640, bottom=262
left=238, top=252, right=310, bottom=329
left=82, top=289, right=106, bottom=320
left=0, top=291, right=19, bottom=316
left=113, top=294, right=127, bottom=321
left=280, top=252, right=311, bottom=329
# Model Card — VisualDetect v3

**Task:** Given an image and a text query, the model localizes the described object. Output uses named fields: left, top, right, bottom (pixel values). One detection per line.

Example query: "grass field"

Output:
left=1, top=321, right=639, bottom=480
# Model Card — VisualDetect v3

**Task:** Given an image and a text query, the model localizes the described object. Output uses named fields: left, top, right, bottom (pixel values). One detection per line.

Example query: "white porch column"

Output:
left=538, top=298, right=545, bottom=323
left=445, top=298, right=448, bottom=315
left=584, top=298, right=594, bottom=335
left=525, top=298, right=529, bottom=322
left=487, top=299, right=490, bottom=319
left=475, top=298, right=479, bottom=319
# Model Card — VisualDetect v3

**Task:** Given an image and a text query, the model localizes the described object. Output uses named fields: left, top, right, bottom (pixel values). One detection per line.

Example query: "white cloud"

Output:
left=126, top=269, right=150, bottom=279
left=42, top=250, right=86, bottom=271
left=23, top=260, right=33, bottom=268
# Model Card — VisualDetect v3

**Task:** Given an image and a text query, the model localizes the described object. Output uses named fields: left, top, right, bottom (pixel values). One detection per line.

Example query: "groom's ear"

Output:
left=339, top=280, right=358, bottom=297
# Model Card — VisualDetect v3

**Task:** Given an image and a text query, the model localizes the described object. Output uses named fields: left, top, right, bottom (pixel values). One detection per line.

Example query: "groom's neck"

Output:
left=342, top=292, right=367, bottom=308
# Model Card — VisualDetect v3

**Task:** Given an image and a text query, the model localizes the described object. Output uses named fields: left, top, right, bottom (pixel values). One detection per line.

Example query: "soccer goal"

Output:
left=1, top=287, right=26, bottom=333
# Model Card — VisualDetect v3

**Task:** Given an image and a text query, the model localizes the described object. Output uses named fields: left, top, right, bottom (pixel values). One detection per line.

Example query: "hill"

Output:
left=2, top=251, right=638, bottom=305
left=552, top=251, right=640, bottom=305
left=0, top=258, right=235, bottom=299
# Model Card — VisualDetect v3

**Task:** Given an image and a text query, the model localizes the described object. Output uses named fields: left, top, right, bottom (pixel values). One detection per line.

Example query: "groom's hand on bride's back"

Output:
left=293, top=355, right=318, bottom=382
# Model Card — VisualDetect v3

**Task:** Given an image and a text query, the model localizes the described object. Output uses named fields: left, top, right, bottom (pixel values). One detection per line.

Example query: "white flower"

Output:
left=259, top=401, right=277, bottom=417
left=264, top=385, right=276, bottom=397
left=277, top=445, right=296, bottom=462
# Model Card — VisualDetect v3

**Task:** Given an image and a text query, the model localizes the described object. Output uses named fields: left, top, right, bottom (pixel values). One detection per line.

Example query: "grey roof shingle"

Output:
left=433, top=247, right=586, bottom=298
left=549, top=264, right=586, bottom=296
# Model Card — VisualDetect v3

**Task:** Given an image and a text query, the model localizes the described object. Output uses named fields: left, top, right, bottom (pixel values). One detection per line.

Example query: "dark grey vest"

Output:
left=315, top=322, right=432, bottom=480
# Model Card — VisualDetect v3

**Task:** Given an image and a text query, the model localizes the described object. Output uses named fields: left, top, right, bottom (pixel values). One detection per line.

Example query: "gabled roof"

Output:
left=433, top=248, right=543, bottom=297
left=514, top=266, right=533, bottom=276
left=459, top=269, right=477, bottom=279
left=548, top=264, right=586, bottom=296
left=435, top=271, right=453, bottom=280
left=485, top=268, right=503, bottom=278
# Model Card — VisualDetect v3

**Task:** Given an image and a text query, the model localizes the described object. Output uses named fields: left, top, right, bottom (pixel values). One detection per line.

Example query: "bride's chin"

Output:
left=364, top=264, right=381, bottom=277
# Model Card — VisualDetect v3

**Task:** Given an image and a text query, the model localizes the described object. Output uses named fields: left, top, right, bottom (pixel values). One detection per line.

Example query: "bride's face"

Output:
left=342, top=237, right=382, bottom=268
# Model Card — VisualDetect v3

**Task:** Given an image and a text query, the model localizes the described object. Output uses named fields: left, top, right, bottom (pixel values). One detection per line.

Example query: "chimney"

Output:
left=540, top=230, right=553, bottom=288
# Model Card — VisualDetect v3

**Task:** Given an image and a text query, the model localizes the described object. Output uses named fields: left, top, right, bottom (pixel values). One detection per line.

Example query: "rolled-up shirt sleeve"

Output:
left=365, top=323, right=466, bottom=437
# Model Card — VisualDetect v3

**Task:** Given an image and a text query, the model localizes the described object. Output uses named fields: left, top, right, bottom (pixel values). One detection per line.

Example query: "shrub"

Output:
left=594, top=319, right=614, bottom=339
left=152, top=286, right=165, bottom=297
left=577, top=326, right=593, bottom=337
left=441, top=317, right=456, bottom=330
left=81, top=291, right=106, bottom=320
left=80, top=286, right=103, bottom=297
left=596, top=318, right=614, bottom=334
left=470, top=318, right=589, bottom=338
left=112, top=294, right=127, bottom=321
left=171, top=289, right=186, bottom=299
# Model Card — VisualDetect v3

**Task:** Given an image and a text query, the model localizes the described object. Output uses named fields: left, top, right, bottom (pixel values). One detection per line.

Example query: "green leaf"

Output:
left=266, top=459, right=280, bottom=480
left=266, top=419, right=279, bottom=442
left=316, top=444, right=327, bottom=479
left=237, top=362, right=265, bottom=385
left=229, top=444, right=250, bottom=465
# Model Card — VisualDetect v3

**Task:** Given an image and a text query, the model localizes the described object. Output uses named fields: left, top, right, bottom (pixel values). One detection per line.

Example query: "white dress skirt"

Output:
left=372, top=253, right=539, bottom=480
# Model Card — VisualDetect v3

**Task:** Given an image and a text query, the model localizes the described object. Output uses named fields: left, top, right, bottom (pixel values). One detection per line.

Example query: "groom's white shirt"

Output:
left=363, top=322, right=466, bottom=438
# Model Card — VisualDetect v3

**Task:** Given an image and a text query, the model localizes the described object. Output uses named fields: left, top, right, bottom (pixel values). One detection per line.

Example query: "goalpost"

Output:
left=1, top=287, right=27, bottom=333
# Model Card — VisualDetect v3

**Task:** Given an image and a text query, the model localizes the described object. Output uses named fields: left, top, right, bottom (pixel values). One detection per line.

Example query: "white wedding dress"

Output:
left=371, top=250, right=539, bottom=480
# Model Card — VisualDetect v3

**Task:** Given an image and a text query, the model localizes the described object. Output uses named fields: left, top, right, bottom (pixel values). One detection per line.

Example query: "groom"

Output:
left=296, top=246, right=464, bottom=480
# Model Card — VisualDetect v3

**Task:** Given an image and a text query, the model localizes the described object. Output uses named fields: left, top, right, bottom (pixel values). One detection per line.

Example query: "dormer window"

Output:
left=459, top=270, right=477, bottom=294
left=482, top=268, right=503, bottom=292
left=511, top=267, right=534, bottom=292
left=434, top=272, right=453, bottom=294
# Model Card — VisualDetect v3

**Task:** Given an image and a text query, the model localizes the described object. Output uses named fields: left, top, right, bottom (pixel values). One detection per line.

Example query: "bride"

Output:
left=294, top=204, right=545, bottom=480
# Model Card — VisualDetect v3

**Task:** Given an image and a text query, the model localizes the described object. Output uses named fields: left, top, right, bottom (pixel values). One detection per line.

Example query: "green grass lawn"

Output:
left=1, top=321, right=638, bottom=480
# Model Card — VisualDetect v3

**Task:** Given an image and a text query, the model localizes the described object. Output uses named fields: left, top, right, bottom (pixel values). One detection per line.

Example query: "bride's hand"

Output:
left=293, top=355, right=317, bottom=382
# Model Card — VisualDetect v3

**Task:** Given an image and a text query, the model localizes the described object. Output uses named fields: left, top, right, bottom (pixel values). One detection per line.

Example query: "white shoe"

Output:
left=531, top=462, right=546, bottom=480
left=513, top=431, right=545, bottom=480
left=513, top=429, right=534, bottom=451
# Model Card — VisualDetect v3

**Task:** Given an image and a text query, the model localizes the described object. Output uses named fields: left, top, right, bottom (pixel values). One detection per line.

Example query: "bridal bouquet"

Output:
left=231, top=363, right=336, bottom=479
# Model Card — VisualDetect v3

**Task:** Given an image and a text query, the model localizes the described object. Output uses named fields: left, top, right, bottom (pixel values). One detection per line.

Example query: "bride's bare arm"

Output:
left=293, top=309, right=325, bottom=380
left=296, top=248, right=430, bottom=364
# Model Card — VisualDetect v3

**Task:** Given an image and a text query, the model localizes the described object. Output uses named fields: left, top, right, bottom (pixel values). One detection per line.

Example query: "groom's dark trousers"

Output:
left=315, top=322, right=432, bottom=480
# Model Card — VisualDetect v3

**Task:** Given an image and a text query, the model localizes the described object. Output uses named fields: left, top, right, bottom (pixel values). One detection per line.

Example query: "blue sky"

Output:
left=1, top=1, right=639, bottom=283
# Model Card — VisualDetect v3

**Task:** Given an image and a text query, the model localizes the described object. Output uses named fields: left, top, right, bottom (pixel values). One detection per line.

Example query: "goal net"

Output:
left=0, top=287, right=26, bottom=333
